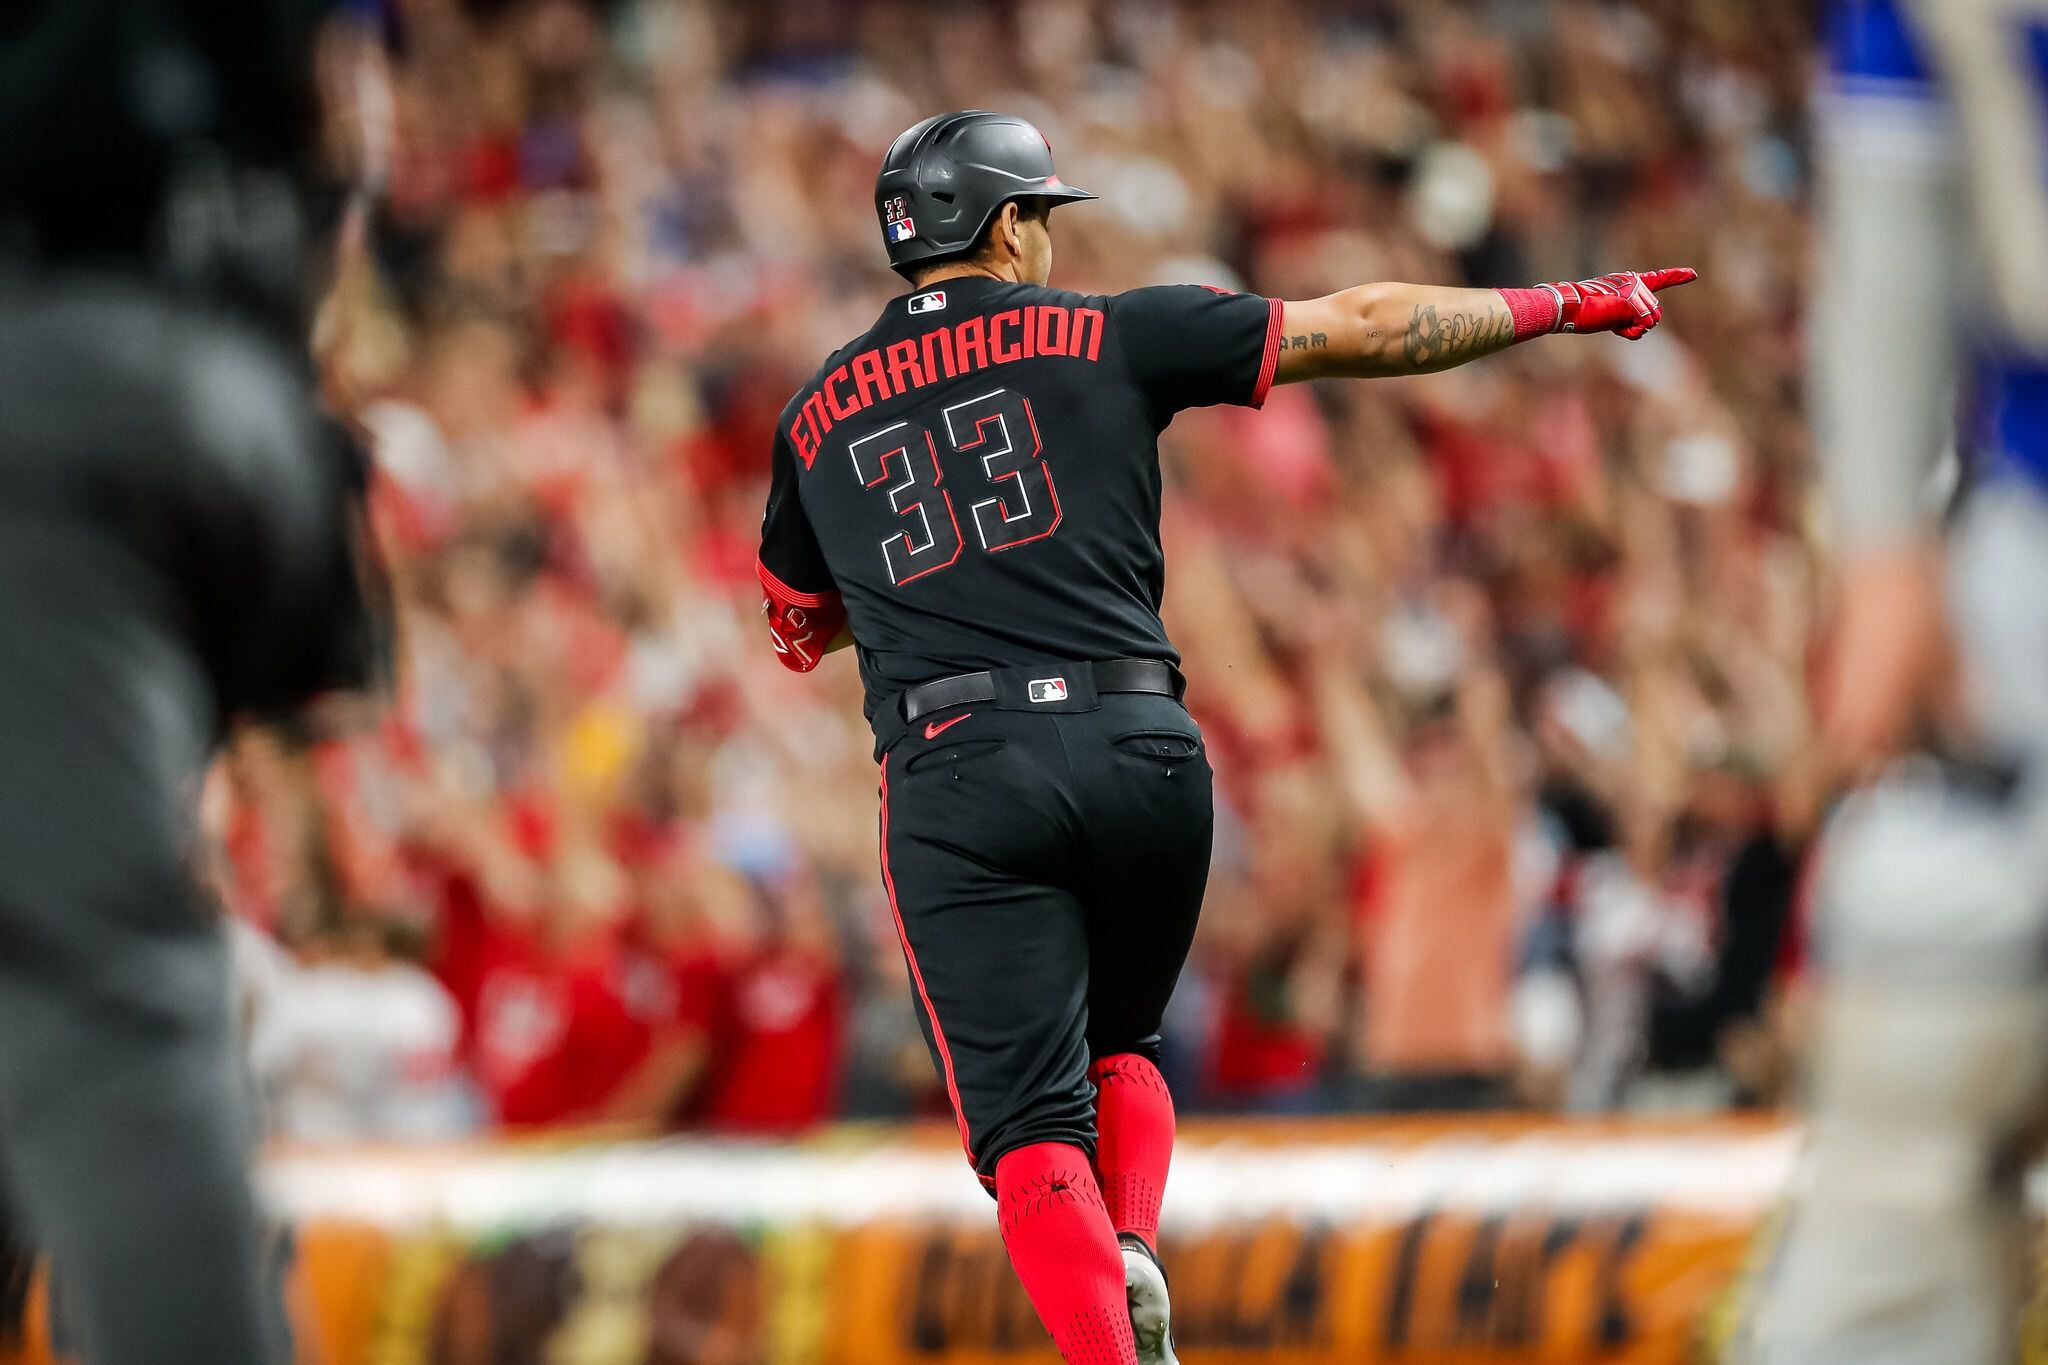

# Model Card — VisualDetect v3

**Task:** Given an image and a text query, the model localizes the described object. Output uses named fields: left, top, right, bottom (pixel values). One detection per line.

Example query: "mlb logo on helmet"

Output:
left=882, top=195, right=916, bottom=244
left=908, top=290, right=946, bottom=314
left=1027, top=677, right=1068, bottom=704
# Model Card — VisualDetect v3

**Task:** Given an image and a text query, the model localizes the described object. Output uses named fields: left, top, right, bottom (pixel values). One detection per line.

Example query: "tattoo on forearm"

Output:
left=1401, top=304, right=1514, bottom=367
left=1276, top=332, right=1327, bottom=351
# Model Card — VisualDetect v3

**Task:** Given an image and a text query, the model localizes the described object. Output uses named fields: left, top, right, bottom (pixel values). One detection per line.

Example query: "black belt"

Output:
left=900, top=659, right=1184, bottom=722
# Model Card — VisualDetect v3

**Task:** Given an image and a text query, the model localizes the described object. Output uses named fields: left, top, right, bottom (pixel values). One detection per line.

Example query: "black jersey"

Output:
left=758, top=276, right=1281, bottom=735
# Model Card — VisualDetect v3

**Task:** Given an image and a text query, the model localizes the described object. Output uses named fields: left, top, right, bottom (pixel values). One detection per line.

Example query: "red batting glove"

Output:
left=1553, top=267, right=1696, bottom=339
left=1499, top=267, right=1697, bottom=342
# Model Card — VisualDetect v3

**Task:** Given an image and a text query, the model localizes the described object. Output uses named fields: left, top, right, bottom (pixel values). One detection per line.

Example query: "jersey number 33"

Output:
left=847, top=386, right=1058, bottom=586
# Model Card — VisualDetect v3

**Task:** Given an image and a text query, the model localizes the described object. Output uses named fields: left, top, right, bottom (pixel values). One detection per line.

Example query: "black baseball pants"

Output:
left=878, top=689, right=1213, bottom=1186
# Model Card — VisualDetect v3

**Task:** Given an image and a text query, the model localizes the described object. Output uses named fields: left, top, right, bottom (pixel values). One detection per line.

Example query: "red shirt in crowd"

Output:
left=434, top=872, right=652, bottom=1128
left=1209, top=956, right=1325, bottom=1100
left=673, top=941, right=843, bottom=1134
left=470, top=926, right=651, bottom=1128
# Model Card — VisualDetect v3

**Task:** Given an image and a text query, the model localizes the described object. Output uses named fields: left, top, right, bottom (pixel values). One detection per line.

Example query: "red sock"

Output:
left=1089, top=1053, right=1175, bottom=1251
left=994, top=1142, right=1137, bottom=1365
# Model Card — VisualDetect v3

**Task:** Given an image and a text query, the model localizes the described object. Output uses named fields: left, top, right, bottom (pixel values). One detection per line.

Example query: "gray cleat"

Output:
left=1121, top=1234, right=1179, bottom=1365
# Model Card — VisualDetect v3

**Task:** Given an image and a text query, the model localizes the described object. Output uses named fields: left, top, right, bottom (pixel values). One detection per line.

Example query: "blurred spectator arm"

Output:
left=1442, top=584, right=1517, bottom=807
left=595, top=1027, right=710, bottom=1130
left=1312, top=659, right=1408, bottom=833
left=309, top=3, right=394, bottom=421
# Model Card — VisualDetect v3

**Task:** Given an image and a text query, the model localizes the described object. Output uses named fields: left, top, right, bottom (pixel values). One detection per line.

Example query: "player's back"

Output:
left=0, top=275, right=370, bottom=889
left=759, top=275, right=1279, bottom=735
left=0, top=0, right=374, bottom=850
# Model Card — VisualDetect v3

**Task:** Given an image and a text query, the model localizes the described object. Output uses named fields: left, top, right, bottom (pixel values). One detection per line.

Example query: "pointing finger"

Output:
left=1641, top=266, right=1698, bottom=293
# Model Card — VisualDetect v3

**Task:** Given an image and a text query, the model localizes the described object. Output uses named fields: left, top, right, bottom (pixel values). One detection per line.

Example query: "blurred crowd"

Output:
left=215, top=0, right=1824, bottom=1142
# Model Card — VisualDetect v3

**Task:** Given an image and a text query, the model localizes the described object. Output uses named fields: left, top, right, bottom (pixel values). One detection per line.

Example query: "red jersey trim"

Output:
left=1250, top=296, right=1284, bottom=409
left=757, top=557, right=839, bottom=610
left=879, top=759, right=976, bottom=1164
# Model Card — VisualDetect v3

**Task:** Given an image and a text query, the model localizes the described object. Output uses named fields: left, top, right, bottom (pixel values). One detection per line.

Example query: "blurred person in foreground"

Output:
left=756, top=109, right=1693, bottom=1365
left=0, top=3, right=384, bottom=1361
left=1745, top=2, right=2048, bottom=1362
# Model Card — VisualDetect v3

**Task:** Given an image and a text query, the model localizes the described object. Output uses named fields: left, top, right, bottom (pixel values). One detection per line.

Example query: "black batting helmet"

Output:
left=874, top=111, right=1097, bottom=279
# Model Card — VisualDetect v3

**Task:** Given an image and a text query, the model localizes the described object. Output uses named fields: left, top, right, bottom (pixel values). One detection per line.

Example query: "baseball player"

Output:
left=0, top=3, right=383, bottom=1361
left=757, top=110, right=1693, bottom=1364
left=1745, top=2, right=2048, bottom=1362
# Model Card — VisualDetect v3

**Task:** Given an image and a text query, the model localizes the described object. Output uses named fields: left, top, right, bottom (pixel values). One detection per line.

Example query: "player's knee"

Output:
left=1086, top=1031, right=1164, bottom=1071
left=1088, top=1050, right=1169, bottom=1096
left=972, top=1108, right=1097, bottom=1189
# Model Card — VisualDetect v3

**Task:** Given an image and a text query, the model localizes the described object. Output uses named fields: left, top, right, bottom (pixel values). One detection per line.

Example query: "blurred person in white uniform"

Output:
left=1748, top=2, right=2048, bottom=1361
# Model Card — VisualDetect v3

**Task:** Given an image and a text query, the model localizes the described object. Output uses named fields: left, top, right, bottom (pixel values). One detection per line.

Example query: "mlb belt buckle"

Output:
left=1027, top=676, right=1069, bottom=704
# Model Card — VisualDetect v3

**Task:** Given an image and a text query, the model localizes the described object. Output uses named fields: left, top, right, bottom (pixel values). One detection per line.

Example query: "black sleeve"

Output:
left=207, top=390, right=390, bottom=721
left=757, top=428, right=837, bottom=605
left=231, top=413, right=391, bottom=715
left=1106, top=284, right=1282, bottom=418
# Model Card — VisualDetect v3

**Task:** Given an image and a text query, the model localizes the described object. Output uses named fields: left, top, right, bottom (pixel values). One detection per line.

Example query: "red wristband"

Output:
left=1496, top=286, right=1562, bottom=342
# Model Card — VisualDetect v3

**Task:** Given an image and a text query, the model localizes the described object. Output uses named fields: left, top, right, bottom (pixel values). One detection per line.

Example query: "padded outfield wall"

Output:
left=0, top=1117, right=1947, bottom=1364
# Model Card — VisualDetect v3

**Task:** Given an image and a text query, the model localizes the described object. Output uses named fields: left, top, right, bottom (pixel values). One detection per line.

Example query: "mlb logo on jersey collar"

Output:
left=909, top=289, right=947, bottom=314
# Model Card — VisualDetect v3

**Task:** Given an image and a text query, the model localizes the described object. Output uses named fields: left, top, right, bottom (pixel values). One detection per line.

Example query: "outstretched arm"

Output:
left=1271, top=268, right=1697, bottom=383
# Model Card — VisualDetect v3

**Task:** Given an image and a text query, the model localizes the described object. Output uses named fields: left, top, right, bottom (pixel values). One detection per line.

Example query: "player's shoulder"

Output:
left=1009, top=279, right=1114, bottom=311
left=1099, top=280, right=1267, bottom=319
left=1103, top=281, right=1248, bottom=304
left=1825, top=0, right=1934, bottom=89
left=1819, top=0, right=1957, bottom=162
